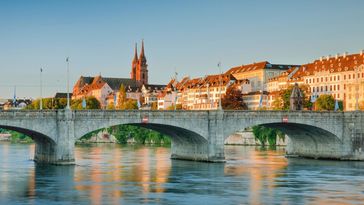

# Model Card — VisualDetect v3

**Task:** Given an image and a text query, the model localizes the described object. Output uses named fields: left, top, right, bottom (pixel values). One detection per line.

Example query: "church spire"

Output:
left=139, top=39, right=146, bottom=62
left=133, top=43, right=138, bottom=62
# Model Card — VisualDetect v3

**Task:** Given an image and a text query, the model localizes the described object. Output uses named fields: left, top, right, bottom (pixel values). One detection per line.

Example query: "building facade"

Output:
left=267, top=51, right=364, bottom=111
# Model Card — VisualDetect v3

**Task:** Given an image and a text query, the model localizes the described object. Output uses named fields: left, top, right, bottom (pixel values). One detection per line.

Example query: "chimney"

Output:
left=326, top=55, right=331, bottom=60
left=335, top=53, right=339, bottom=59
left=361, top=50, right=364, bottom=56
left=343, top=52, right=348, bottom=58
left=320, top=56, right=323, bottom=61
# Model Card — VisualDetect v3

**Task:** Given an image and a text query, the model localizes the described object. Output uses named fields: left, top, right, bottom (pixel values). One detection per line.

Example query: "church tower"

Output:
left=130, top=40, right=148, bottom=85
left=130, top=43, right=138, bottom=81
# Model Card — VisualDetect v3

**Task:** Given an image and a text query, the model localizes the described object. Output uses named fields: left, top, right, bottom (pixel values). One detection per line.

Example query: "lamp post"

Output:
left=40, top=68, right=43, bottom=110
left=66, top=57, right=71, bottom=110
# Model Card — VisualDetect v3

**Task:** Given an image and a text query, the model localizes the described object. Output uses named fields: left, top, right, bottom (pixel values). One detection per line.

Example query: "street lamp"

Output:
left=66, top=57, right=71, bottom=110
left=40, top=68, right=43, bottom=110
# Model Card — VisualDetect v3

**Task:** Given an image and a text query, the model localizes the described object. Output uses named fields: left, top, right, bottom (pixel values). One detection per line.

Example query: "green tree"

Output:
left=151, top=102, right=158, bottom=110
left=106, top=102, right=115, bottom=110
left=71, top=96, right=100, bottom=109
left=25, top=97, right=71, bottom=110
left=166, top=104, right=182, bottom=110
left=252, top=125, right=285, bottom=147
left=80, top=125, right=172, bottom=145
left=221, top=86, right=248, bottom=110
left=123, top=99, right=138, bottom=110
left=315, top=94, right=335, bottom=111
left=272, top=84, right=312, bottom=110
left=117, top=84, right=126, bottom=109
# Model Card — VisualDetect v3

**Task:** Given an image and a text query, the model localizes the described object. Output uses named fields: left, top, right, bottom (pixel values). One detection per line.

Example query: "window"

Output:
left=321, top=77, right=323, bottom=82
left=309, top=79, right=311, bottom=83
left=330, top=77, right=332, bottom=81
left=358, top=73, right=361, bottom=78
left=344, top=84, right=346, bottom=90
left=313, top=87, right=315, bottom=92
left=344, top=75, right=346, bottom=80
left=325, top=86, right=328, bottom=91
left=338, top=76, right=340, bottom=81
left=321, top=86, right=323, bottom=92
left=349, top=75, right=351, bottom=80
left=330, top=85, right=332, bottom=91
left=313, top=78, right=315, bottom=83
left=334, top=85, right=336, bottom=91
left=337, top=94, right=340, bottom=98
left=326, top=77, right=328, bottom=82
left=337, top=85, right=340, bottom=91
left=353, top=74, right=355, bottom=79
left=334, top=76, right=336, bottom=81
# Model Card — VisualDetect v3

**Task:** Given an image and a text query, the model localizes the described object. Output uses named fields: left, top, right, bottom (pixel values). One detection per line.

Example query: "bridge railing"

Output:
left=72, top=109, right=210, bottom=119
left=0, top=110, right=58, bottom=118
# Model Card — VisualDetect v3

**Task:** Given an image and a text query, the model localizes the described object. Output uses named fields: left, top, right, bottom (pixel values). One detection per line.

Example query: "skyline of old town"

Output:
left=2, top=41, right=364, bottom=111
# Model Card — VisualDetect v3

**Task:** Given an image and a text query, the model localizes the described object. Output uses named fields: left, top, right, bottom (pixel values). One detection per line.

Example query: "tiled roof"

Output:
left=268, top=66, right=299, bottom=82
left=226, top=61, right=298, bottom=75
left=290, top=53, right=364, bottom=80
left=226, top=61, right=268, bottom=74
left=54, top=93, right=73, bottom=98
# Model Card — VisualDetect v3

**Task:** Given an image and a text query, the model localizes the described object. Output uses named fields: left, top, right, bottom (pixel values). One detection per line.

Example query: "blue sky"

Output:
left=1, top=0, right=364, bottom=98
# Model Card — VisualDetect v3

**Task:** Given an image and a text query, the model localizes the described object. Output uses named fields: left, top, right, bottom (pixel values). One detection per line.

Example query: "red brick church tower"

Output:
left=130, top=40, right=148, bottom=85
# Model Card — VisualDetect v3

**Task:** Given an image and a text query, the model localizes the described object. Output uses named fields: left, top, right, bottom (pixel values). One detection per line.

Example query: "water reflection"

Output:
left=73, top=144, right=172, bottom=204
left=224, top=146, right=288, bottom=205
left=1, top=143, right=364, bottom=205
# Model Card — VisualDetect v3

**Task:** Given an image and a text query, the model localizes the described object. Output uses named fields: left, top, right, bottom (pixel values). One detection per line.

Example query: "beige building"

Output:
left=226, top=61, right=297, bottom=110
left=267, top=51, right=364, bottom=111
left=226, top=61, right=298, bottom=92
left=178, top=74, right=240, bottom=110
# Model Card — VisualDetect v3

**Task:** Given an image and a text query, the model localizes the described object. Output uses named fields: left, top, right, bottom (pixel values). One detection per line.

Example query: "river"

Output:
left=0, top=143, right=364, bottom=205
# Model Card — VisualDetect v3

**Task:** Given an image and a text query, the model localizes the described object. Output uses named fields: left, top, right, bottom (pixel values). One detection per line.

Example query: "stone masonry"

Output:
left=0, top=110, right=364, bottom=164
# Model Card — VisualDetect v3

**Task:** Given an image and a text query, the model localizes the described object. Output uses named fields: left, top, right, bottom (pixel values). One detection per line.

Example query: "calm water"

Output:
left=1, top=143, right=364, bottom=205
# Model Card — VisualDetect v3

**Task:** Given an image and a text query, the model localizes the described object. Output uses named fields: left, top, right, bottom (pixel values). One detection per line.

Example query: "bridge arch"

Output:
left=0, top=125, right=57, bottom=163
left=75, top=122, right=209, bottom=162
left=222, top=111, right=346, bottom=160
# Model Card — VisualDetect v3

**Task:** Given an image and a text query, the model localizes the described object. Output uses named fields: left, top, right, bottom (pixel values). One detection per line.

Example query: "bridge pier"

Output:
left=34, top=110, right=75, bottom=165
left=170, top=110, right=225, bottom=162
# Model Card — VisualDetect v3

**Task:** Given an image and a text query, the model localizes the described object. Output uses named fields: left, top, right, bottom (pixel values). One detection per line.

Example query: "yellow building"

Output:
left=226, top=61, right=297, bottom=110
left=226, top=61, right=298, bottom=92
left=267, top=51, right=364, bottom=111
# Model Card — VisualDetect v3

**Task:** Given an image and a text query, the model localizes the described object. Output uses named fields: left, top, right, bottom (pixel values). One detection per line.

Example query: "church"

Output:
left=72, top=41, right=165, bottom=108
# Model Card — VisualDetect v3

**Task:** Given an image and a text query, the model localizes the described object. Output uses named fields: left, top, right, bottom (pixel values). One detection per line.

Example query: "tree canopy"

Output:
left=272, top=84, right=312, bottom=110
left=221, top=86, right=248, bottom=110
left=26, top=96, right=100, bottom=110
left=315, top=94, right=335, bottom=111
left=252, top=125, right=285, bottom=147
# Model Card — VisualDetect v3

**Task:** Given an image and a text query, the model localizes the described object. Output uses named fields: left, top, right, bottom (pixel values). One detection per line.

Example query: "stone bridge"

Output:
left=0, top=110, right=364, bottom=164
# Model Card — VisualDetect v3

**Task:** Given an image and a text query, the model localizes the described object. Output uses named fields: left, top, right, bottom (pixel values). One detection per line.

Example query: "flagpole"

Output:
left=13, top=86, right=16, bottom=107
left=218, top=62, right=222, bottom=110
left=40, top=68, right=43, bottom=110
left=66, top=57, right=70, bottom=110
